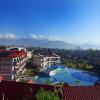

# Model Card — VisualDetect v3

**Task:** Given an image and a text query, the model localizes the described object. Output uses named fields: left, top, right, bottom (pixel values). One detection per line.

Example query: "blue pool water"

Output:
left=34, top=66, right=99, bottom=86
left=53, top=68, right=99, bottom=86
left=71, top=72, right=98, bottom=83
left=34, top=76, right=56, bottom=84
left=47, top=65, right=65, bottom=69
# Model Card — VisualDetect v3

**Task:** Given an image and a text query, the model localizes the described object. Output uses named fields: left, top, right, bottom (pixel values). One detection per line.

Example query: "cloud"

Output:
left=30, top=33, right=61, bottom=41
left=0, top=34, right=4, bottom=38
left=30, top=34, right=38, bottom=38
left=0, top=33, right=16, bottom=39
left=0, top=33, right=61, bottom=41
left=47, top=36, right=61, bottom=41
left=30, top=34, right=43, bottom=39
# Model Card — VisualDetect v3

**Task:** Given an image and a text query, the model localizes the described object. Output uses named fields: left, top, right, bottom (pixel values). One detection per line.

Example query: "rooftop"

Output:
left=0, top=50, right=27, bottom=58
left=33, top=53, right=60, bottom=58
left=0, top=81, right=100, bottom=100
left=0, top=76, right=5, bottom=81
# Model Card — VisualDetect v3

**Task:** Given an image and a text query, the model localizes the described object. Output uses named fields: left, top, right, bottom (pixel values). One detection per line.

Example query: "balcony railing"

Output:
left=16, top=63, right=26, bottom=74
left=0, top=57, right=28, bottom=67
left=0, top=62, right=12, bottom=66
left=12, top=57, right=28, bottom=66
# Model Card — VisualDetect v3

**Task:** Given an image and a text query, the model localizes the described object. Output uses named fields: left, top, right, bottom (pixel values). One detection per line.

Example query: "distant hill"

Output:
left=81, top=44, right=100, bottom=49
left=1, top=38, right=100, bottom=49
left=0, top=38, right=76, bottom=49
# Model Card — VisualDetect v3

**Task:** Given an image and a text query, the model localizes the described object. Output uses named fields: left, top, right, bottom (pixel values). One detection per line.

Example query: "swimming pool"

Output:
left=33, top=76, right=56, bottom=84
left=34, top=66, right=99, bottom=86
left=53, top=68, right=99, bottom=86
left=71, top=72, right=98, bottom=83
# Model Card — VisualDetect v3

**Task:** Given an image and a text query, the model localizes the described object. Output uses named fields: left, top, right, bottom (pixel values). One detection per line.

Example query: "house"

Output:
left=0, top=50, right=28, bottom=80
left=7, top=46, right=27, bottom=52
left=0, top=76, right=4, bottom=82
left=32, top=53, right=61, bottom=68
left=27, top=51, right=33, bottom=59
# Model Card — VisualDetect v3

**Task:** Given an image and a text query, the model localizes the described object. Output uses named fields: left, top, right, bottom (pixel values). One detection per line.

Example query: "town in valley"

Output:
left=0, top=45, right=99, bottom=86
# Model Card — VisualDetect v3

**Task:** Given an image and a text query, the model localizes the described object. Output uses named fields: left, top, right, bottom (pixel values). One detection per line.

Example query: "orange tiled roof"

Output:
left=0, top=50, right=27, bottom=58
left=27, top=79, right=33, bottom=84
left=62, top=85, right=100, bottom=100
left=0, top=76, right=4, bottom=81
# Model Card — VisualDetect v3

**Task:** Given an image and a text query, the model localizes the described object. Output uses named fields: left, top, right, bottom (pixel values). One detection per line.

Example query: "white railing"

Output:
left=43, top=60, right=61, bottom=63
left=17, top=57, right=28, bottom=66
left=16, top=63, right=26, bottom=74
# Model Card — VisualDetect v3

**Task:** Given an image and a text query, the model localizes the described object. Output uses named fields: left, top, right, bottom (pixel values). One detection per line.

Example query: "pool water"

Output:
left=53, top=68, right=99, bottom=86
left=34, top=76, right=56, bottom=84
left=71, top=72, right=98, bottom=83
left=34, top=66, right=99, bottom=86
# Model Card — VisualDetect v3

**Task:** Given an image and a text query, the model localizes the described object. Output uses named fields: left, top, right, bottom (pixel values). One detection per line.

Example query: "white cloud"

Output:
left=0, top=34, right=4, bottom=38
left=5, top=33, right=16, bottom=39
left=29, top=33, right=61, bottom=41
left=47, top=36, right=61, bottom=41
left=0, top=33, right=61, bottom=41
left=0, top=33, right=16, bottom=39
left=38, top=34, right=43, bottom=38
left=30, top=34, right=38, bottom=38
left=30, top=34, right=43, bottom=39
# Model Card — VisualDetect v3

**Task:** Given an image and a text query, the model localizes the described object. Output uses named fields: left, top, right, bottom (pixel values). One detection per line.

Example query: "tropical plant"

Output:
left=35, top=87, right=61, bottom=100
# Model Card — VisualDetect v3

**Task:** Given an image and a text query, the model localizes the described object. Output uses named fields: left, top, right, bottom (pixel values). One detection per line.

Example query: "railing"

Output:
left=0, top=62, right=12, bottom=66
left=16, top=63, right=26, bottom=74
left=0, top=57, right=28, bottom=67
left=12, top=57, right=28, bottom=66
left=17, top=57, right=28, bottom=66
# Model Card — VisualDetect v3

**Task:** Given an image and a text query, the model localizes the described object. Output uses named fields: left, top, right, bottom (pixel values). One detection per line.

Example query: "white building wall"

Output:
left=33, top=55, right=61, bottom=68
left=0, top=56, right=28, bottom=80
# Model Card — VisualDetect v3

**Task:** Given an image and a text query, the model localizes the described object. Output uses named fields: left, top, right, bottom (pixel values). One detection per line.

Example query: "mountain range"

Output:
left=0, top=38, right=100, bottom=49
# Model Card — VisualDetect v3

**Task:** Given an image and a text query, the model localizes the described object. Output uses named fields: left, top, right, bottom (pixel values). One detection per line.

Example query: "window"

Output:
left=14, top=59, right=16, bottom=62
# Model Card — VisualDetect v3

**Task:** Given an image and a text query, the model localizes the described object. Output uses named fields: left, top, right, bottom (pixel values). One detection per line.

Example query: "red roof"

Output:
left=0, top=76, right=5, bottom=81
left=27, top=79, right=33, bottom=84
left=62, top=85, right=100, bottom=100
left=0, top=50, right=27, bottom=58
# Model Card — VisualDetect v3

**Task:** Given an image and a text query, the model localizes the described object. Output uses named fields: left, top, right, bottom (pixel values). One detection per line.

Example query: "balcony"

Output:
left=0, top=62, right=12, bottom=66
left=16, top=64, right=26, bottom=75
left=17, top=57, right=28, bottom=66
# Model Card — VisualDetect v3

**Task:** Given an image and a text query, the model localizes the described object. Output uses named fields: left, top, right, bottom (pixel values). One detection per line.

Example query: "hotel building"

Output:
left=32, top=53, right=61, bottom=68
left=0, top=50, right=28, bottom=80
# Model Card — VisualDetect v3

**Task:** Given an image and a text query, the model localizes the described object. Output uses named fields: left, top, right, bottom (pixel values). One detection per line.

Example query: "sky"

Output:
left=0, top=0, right=100, bottom=44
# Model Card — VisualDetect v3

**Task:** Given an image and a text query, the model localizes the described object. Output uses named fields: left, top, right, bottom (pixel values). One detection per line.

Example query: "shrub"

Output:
left=35, top=87, right=61, bottom=100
